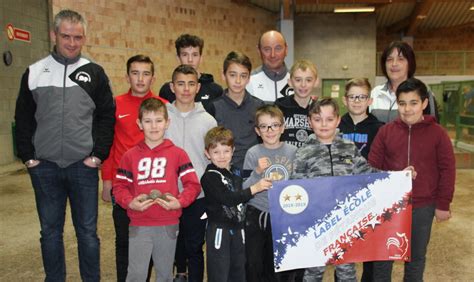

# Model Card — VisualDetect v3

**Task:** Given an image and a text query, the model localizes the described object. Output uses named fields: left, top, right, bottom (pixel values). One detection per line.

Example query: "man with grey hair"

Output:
left=246, top=30, right=293, bottom=103
left=15, top=9, right=114, bottom=281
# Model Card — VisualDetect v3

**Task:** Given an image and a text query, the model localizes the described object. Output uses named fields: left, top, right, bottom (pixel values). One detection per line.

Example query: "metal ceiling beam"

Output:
left=406, top=0, right=436, bottom=36
left=283, top=0, right=292, bottom=19
left=418, top=21, right=474, bottom=35
left=294, top=0, right=466, bottom=4
left=294, top=0, right=416, bottom=4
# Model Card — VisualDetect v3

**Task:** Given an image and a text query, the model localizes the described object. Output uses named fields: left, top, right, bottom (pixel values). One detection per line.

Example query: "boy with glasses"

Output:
left=339, top=78, right=384, bottom=160
left=242, top=105, right=297, bottom=282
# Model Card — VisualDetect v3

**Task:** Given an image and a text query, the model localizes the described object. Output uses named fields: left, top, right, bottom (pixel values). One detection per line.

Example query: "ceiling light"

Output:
left=470, top=6, right=474, bottom=11
left=334, top=7, right=375, bottom=13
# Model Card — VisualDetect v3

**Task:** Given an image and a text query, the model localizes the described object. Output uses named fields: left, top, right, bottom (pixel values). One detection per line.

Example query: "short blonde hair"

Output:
left=345, top=78, right=371, bottom=96
left=290, top=59, right=318, bottom=79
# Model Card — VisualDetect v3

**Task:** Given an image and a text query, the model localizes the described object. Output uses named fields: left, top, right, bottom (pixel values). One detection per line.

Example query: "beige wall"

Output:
left=1, top=0, right=51, bottom=165
left=0, top=0, right=276, bottom=165
left=294, top=14, right=377, bottom=96
left=52, top=0, right=277, bottom=93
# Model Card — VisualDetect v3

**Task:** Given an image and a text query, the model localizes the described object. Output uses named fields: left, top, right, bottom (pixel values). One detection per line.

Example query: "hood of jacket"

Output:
left=393, top=115, right=437, bottom=129
left=136, top=138, right=174, bottom=153
left=167, top=101, right=208, bottom=118
left=199, top=73, right=215, bottom=84
left=340, top=113, right=384, bottom=129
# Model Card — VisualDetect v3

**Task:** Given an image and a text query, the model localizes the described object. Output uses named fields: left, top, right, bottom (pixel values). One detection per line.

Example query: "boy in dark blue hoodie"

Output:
left=339, top=78, right=384, bottom=160
left=338, top=78, right=384, bottom=281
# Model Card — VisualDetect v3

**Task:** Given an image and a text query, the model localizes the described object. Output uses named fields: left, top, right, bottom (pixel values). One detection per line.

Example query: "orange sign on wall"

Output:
left=6, top=23, right=31, bottom=43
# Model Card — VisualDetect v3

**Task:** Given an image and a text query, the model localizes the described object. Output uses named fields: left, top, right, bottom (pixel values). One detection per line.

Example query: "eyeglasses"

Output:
left=346, top=95, right=369, bottom=102
left=257, top=123, right=282, bottom=132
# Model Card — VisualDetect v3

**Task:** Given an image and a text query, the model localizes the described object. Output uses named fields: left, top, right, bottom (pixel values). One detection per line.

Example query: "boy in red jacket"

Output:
left=101, top=54, right=168, bottom=282
left=113, top=98, right=201, bottom=281
left=369, top=78, right=455, bottom=281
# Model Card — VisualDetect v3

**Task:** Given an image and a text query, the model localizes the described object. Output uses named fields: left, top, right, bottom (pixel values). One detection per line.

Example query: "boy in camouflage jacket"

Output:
left=292, top=97, right=376, bottom=281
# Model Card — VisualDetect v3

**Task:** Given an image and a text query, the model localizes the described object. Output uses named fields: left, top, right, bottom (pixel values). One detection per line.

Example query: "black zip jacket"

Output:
left=201, top=163, right=252, bottom=228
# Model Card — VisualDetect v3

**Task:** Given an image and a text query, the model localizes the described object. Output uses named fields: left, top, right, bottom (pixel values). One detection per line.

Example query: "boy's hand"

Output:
left=435, top=209, right=451, bottom=222
left=102, top=180, right=112, bottom=202
left=403, top=166, right=417, bottom=180
left=256, top=157, right=271, bottom=174
left=250, top=178, right=273, bottom=195
left=128, top=194, right=154, bottom=211
left=155, top=194, right=182, bottom=210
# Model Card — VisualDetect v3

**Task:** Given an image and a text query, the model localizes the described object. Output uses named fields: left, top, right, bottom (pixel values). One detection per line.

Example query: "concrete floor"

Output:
left=0, top=163, right=472, bottom=281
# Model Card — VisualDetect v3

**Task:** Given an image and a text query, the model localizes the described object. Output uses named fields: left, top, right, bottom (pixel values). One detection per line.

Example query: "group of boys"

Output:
left=17, top=9, right=455, bottom=282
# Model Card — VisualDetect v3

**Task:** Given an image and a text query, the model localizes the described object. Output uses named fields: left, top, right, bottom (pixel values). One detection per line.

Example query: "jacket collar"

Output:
left=262, top=63, right=288, bottom=82
left=51, top=46, right=81, bottom=65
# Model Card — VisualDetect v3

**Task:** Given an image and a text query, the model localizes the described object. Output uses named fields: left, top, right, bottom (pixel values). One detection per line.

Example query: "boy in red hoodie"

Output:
left=369, top=78, right=455, bottom=281
left=113, top=98, right=201, bottom=281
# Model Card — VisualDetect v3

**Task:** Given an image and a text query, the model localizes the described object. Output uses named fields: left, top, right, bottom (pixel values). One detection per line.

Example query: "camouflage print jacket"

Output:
left=292, top=134, right=376, bottom=179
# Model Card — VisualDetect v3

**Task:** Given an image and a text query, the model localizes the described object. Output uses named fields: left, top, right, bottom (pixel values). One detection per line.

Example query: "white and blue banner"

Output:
left=269, top=171, right=412, bottom=272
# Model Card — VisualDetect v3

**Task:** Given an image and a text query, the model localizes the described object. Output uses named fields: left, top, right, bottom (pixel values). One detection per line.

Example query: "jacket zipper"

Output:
left=407, top=125, right=412, bottom=166
left=61, top=61, right=68, bottom=161
left=328, top=145, right=334, bottom=176
left=274, top=79, right=278, bottom=101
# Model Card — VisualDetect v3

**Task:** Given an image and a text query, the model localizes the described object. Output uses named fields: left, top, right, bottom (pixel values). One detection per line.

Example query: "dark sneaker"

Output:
left=173, top=274, right=187, bottom=282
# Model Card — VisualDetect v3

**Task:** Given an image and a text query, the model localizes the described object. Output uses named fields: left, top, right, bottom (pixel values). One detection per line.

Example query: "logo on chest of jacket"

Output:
left=339, top=155, right=353, bottom=164
left=75, top=71, right=91, bottom=83
left=281, top=84, right=294, bottom=97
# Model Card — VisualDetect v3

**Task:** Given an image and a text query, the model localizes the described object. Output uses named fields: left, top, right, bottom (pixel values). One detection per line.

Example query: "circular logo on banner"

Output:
left=279, top=185, right=309, bottom=214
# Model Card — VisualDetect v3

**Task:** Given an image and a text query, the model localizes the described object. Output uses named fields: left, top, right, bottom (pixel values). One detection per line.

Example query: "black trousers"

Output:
left=372, top=205, right=435, bottom=282
left=174, top=198, right=207, bottom=282
left=206, top=222, right=246, bottom=282
left=245, top=205, right=278, bottom=282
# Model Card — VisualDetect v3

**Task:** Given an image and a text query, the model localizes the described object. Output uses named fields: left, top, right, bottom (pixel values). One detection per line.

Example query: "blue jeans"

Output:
left=28, top=159, right=100, bottom=282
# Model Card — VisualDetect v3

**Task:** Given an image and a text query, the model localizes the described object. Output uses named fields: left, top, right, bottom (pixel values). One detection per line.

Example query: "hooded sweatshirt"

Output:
left=338, top=113, right=384, bottom=159
left=113, top=139, right=201, bottom=226
left=165, top=102, right=217, bottom=199
left=159, top=73, right=223, bottom=111
left=101, top=91, right=168, bottom=180
left=369, top=116, right=455, bottom=210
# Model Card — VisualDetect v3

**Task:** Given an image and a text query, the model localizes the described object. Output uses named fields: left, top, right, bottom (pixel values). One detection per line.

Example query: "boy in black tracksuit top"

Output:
left=339, top=78, right=384, bottom=160
left=201, top=126, right=271, bottom=282
left=275, top=59, right=319, bottom=148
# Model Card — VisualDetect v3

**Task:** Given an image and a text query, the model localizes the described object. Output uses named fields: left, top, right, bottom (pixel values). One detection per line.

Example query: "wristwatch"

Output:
left=90, top=156, right=101, bottom=165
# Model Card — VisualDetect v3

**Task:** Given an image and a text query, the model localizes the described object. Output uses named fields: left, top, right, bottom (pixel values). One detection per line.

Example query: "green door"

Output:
left=322, top=79, right=349, bottom=116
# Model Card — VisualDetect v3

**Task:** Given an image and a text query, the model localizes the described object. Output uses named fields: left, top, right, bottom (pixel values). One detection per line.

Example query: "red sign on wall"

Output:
left=6, top=24, right=31, bottom=43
